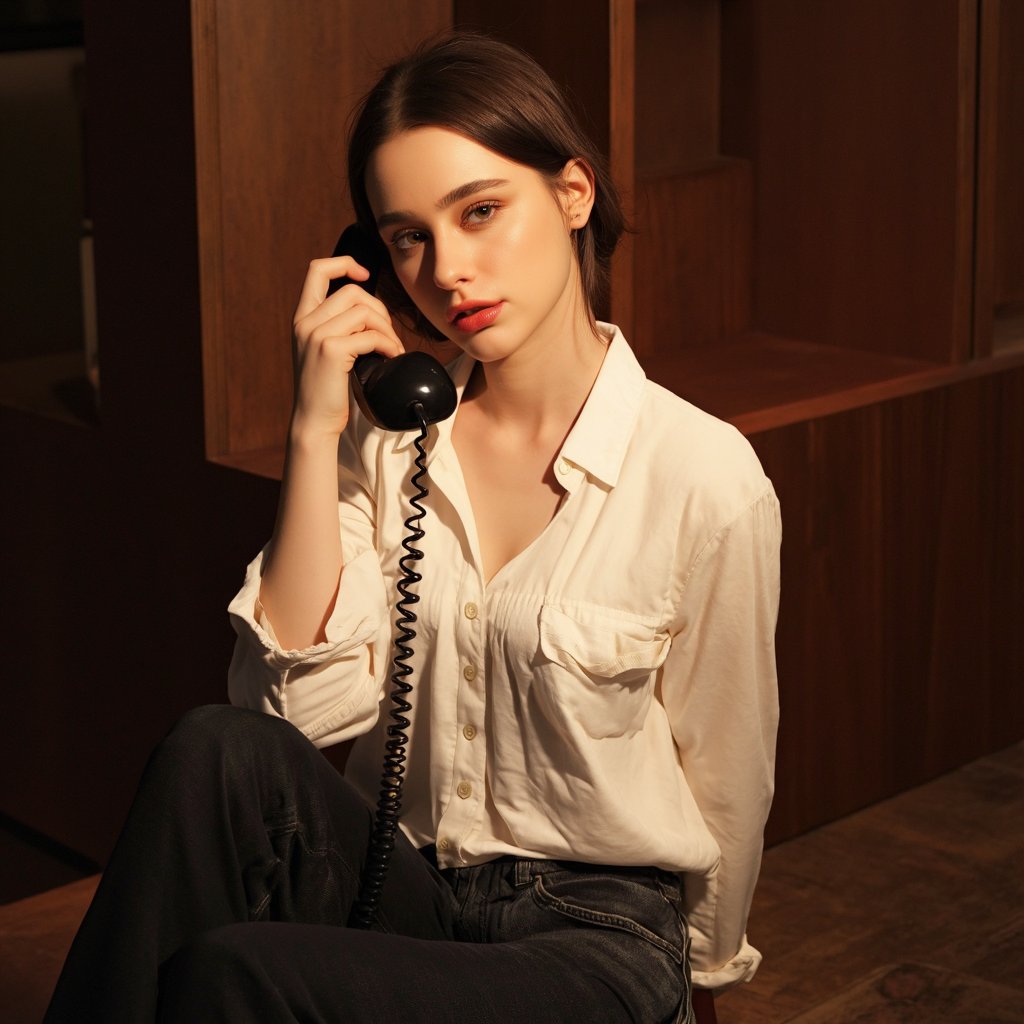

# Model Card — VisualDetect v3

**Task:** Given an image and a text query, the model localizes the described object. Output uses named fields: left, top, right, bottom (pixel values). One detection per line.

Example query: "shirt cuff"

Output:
left=690, top=934, right=763, bottom=991
left=228, top=546, right=388, bottom=668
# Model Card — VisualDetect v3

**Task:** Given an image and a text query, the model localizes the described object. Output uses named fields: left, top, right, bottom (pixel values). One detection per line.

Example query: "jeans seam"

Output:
left=530, top=874, right=684, bottom=964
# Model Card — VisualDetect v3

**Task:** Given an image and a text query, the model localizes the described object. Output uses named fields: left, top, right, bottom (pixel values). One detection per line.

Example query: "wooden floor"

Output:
left=727, top=740, right=1024, bottom=1022
left=2, top=741, right=1022, bottom=1022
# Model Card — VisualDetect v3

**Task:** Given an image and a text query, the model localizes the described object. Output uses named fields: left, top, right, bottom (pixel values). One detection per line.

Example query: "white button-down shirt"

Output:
left=228, top=324, right=781, bottom=990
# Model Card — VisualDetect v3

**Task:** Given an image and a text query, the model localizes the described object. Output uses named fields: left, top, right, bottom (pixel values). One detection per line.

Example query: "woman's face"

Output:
left=366, top=127, right=593, bottom=363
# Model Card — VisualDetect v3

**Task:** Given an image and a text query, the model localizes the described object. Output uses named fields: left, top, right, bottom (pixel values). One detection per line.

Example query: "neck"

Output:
left=463, top=296, right=607, bottom=439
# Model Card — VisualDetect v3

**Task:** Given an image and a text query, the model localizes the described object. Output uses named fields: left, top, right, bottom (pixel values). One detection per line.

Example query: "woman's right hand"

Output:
left=260, top=254, right=402, bottom=650
left=289, top=255, right=405, bottom=442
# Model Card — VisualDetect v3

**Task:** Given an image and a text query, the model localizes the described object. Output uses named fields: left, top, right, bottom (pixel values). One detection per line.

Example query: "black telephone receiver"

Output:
left=327, top=224, right=456, bottom=431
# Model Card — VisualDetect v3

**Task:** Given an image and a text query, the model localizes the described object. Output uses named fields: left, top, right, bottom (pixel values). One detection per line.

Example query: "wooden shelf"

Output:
left=190, top=2, right=1020, bottom=472
left=210, top=338, right=1024, bottom=482
left=643, top=333, right=1024, bottom=436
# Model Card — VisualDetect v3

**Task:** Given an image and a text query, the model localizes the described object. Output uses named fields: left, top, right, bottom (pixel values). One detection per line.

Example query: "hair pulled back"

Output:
left=347, top=33, right=624, bottom=339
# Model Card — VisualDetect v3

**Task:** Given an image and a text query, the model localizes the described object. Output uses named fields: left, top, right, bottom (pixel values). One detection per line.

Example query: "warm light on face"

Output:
left=366, top=127, right=592, bottom=361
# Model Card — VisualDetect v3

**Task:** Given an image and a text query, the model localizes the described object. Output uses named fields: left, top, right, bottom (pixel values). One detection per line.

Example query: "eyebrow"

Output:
left=376, top=178, right=510, bottom=230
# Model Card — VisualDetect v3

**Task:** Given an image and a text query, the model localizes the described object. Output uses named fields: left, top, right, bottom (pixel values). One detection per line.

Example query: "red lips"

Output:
left=447, top=300, right=505, bottom=333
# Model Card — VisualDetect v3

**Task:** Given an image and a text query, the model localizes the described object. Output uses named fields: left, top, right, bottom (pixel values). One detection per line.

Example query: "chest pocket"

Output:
left=536, top=602, right=671, bottom=740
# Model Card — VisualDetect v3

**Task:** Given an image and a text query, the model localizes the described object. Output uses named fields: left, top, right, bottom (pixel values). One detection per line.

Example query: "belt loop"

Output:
left=513, top=859, right=533, bottom=888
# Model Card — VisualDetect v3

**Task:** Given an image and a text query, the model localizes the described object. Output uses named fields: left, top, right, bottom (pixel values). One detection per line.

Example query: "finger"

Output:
left=299, top=306, right=405, bottom=361
left=295, top=290, right=404, bottom=359
left=294, top=281, right=395, bottom=350
left=294, top=256, right=371, bottom=320
left=315, top=281, right=394, bottom=327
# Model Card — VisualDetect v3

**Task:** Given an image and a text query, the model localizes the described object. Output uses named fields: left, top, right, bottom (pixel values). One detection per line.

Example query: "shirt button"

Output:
left=556, top=459, right=571, bottom=476
left=463, top=664, right=477, bottom=682
left=464, top=602, right=479, bottom=620
left=457, top=781, right=473, bottom=799
left=438, top=837, right=451, bottom=851
left=463, top=724, right=477, bottom=741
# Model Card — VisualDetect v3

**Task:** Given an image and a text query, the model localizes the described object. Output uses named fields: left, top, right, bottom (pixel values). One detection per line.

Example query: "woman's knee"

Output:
left=144, top=705, right=310, bottom=799
left=157, top=923, right=285, bottom=1021
left=162, top=704, right=296, bottom=763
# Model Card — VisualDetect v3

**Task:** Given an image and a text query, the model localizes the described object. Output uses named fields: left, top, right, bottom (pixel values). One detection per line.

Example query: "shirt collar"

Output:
left=559, top=323, right=646, bottom=489
left=391, top=323, right=647, bottom=491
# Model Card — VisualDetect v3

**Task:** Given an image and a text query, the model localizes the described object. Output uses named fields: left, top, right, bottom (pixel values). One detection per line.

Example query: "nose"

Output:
left=431, top=228, right=473, bottom=290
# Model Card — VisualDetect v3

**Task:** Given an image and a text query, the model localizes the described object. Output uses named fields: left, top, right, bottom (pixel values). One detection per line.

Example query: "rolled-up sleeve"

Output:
left=227, top=539, right=390, bottom=745
left=227, top=418, right=393, bottom=747
left=663, top=485, right=782, bottom=990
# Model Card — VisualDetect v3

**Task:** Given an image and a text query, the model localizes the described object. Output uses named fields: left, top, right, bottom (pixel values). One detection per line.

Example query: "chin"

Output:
left=455, top=328, right=527, bottom=364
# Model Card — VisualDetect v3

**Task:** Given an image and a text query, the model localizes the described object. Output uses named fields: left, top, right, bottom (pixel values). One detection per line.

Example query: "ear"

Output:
left=558, top=158, right=596, bottom=231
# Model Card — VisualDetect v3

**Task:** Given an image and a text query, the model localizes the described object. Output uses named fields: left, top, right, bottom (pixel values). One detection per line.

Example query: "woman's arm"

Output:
left=664, top=485, right=782, bottom=991
left=258, top=255, right=404, bottom=650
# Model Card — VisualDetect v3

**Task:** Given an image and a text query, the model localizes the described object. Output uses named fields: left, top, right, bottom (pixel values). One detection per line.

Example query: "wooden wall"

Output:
left=0, top=2, right=280, bottom=862
left=752, top=365, right=1024, bottom=842
left=1, top=0, right=1021, bottom=864
left=0, top=0, right=450, bottom=862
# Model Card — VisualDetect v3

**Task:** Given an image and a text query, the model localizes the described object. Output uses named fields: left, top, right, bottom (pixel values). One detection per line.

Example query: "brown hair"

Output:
left=347, top=33, right=624, bottom=339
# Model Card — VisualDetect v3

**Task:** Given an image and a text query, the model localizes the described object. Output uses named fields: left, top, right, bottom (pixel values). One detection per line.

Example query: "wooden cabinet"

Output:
left=2, top=1, right=1021, bottom=858
left=460, top=1, right=1024, bottom=419
left=193, top=0, right=1024, bottom=455
left=191, top=0, right=450, bottom=477
left=448, top=1, right=1024, bottom=839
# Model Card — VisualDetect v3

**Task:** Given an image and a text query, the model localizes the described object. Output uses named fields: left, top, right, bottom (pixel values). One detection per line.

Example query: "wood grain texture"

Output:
left=786, top=963, right=1024, bottom=1023
left=0, top=2, right=284, bottom=861
left=727, top=742, right=1024, bottom=1022
left=994, top=0, right=1024, bottom=310
left=634, top=0, right=721, bottom=177
left=193, top=0, right=451, bottom=460
left=722, top=0, right=976, bottom=366
left=633, top=159, right=752, bottom=356
left=973, top=0, right=1001, bottom=359
left=751, top=362, right=1024, bottom=842
left=608, top=0, right=636, bottom=338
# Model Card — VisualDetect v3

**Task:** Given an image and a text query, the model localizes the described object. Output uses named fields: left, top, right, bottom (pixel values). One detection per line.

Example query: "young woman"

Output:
left=46, top=34, right=779, bottom=1024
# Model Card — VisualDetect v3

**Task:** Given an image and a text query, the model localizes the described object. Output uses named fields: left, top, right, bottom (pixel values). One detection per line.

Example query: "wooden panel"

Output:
left=194, top=0, right=451, bottom=460
left=977, top=0, right=1024, bottom=356
left=608, top=0, right=636, bottom=337
left=753, top=410, right=890, bottom=840
left=634, top=0, right=721, bottom=177
left=994, top=0, right=1024, bottom=310
left=721, top=0, right=976, bottom=366
left=454, top=0, right=613, bottom=153
left=753, top=362, right=1024, bottom=842
left=633, top=159, right=752, bottom=355
left=0, top=0, right=286, bottom=862
left=974, top=0, right=1001, bottom=358
left=643, top=333, right=1024, bottom=434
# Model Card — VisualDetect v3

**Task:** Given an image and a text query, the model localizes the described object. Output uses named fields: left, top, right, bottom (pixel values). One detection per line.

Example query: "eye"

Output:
left=391, top=229, right=428, bottom=253
left=464, top=202, right=500, bottom=226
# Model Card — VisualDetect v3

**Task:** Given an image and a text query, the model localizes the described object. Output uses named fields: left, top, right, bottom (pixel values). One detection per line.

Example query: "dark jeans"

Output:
left=44, top=705, right=693, bottom=1023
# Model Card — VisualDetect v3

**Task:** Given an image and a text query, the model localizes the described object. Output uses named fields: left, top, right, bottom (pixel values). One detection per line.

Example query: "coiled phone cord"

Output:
left=348, top=403, right=429, bottom=929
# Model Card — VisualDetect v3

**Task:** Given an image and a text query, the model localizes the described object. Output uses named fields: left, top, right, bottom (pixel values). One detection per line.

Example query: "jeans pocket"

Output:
left=530, top=870, right=687, bottom=965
